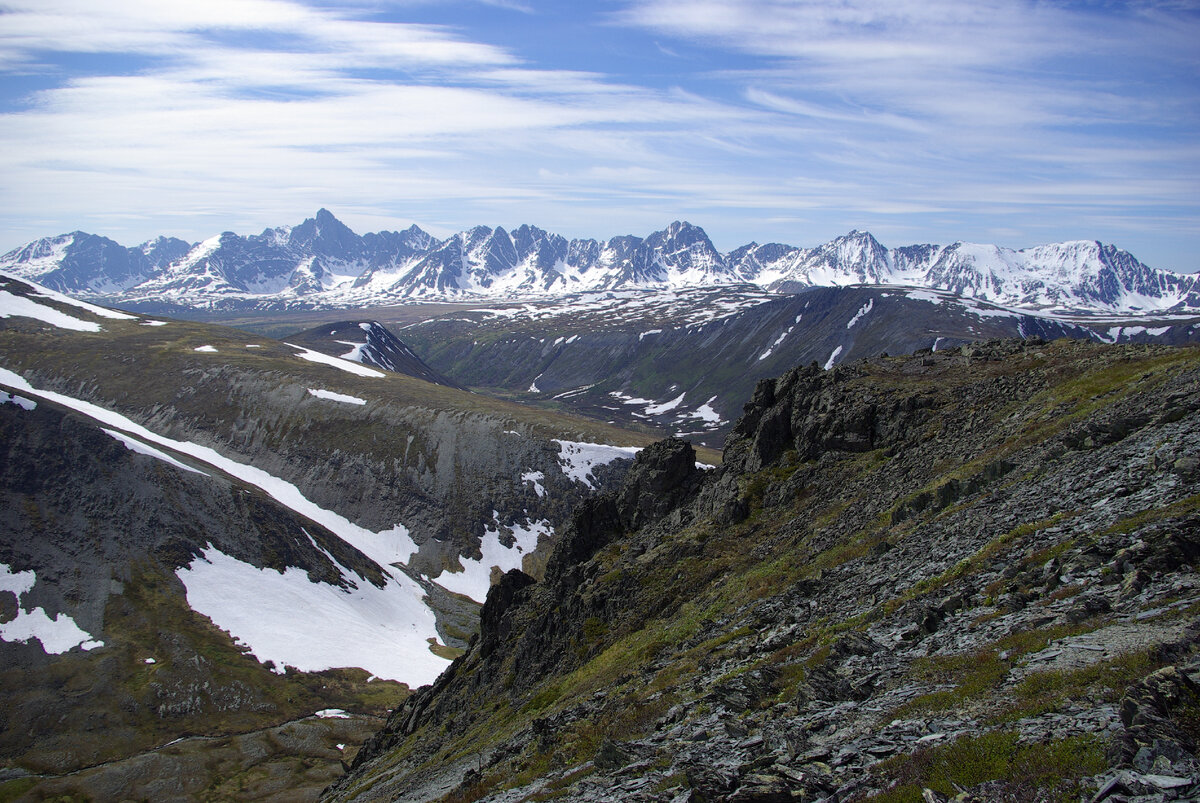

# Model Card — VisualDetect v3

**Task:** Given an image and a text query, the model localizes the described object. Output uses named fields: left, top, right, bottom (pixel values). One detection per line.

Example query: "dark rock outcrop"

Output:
left=478, top=569, right=536, bottom=659
left=1111, top=657, right=1200, bottom=770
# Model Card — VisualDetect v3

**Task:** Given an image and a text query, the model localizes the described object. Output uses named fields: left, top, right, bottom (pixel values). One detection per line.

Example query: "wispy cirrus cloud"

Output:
left=606, top=0, right=1200, bottom=265
left=0, top=0, right=764, bottom=245
left=0, top=0, right=1197, bottom=270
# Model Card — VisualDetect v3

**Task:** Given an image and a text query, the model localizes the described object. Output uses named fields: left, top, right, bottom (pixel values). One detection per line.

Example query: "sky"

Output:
left=1, top=0, right=1198, bottom=271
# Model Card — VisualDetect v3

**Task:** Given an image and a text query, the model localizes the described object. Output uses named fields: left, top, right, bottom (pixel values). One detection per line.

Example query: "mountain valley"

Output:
left=0, top=273, right=658, bottom=799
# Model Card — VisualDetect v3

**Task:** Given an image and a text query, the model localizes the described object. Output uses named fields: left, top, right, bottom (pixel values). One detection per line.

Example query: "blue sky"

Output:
left=1, top=0, right=1198, bottom=271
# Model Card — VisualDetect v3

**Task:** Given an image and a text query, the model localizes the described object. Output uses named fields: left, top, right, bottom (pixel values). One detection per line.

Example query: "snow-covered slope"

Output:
left=2, top=212, right=1197, bottom=314
left=286, top=320, right=464, bottom=388
left=743, top=231, right=1200, bottom=313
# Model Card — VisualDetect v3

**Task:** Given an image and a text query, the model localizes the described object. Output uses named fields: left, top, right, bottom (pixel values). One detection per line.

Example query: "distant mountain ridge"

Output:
left=3, top=210, right=1198, bottom=314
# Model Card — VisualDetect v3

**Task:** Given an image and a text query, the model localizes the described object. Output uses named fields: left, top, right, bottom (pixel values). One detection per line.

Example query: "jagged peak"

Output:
left=827, top=229, right=884, bottom=248
left=512, top=223, right=549, bottom=238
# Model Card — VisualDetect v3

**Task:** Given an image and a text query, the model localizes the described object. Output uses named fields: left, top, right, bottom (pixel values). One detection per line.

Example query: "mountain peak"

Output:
left=836, top=229, right=881, bottom=245
left=288, top=209, right=362, bottom=259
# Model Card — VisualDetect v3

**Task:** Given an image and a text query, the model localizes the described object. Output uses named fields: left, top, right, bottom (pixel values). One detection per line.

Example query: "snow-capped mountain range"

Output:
left=3, top=209, right=1197, bottom=314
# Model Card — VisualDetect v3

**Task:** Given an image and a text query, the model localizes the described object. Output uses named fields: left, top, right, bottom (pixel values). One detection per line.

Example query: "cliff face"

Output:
left=327, top=338, right=1200, bottom=802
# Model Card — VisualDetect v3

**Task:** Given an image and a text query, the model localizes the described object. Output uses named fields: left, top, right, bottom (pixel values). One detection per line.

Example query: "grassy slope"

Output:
left=0, top=313, right=659, bottom=452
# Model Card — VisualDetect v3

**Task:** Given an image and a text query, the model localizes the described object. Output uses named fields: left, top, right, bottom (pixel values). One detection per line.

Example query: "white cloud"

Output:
left=0, top=0, right=1197, bottom=271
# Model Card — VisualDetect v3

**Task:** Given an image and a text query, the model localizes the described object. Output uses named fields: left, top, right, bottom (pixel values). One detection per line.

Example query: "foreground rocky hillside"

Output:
left=327, top=338, right=1200, bottom=802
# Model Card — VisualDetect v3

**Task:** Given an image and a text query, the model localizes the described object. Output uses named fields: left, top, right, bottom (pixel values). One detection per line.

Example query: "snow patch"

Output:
left=759, top=325, right=796, bottom=361
left=12, top=276, right=136, bottom=320
left=194, top=345, right=218, bottom=353
left=645, top=393, right=686, bottom=415
left=521, top=471, right=546, bottom=498
left=553, top=383, right=597, bottom=400
left=177, top=546, right=445, bottom=684
left=639, top=329, right=663, bottom=341
left=308, top=388, right=367, bottom=406
left=686, top=396, right=722, bottom=424
left=554, top=439, right=641, bottom=489
left=141, top=320, right=169, bottom=327
left=2, top=391, right=35, bottom=410
left=846, top=298, right=874, bottom=328
left=286, top=344, right=385, bottom=378
left=316, top=709, right=350, bottom=719
left=824, top=345, right=844, bottom=370
left=905, top=289, right=944, bottom=305
left=0, top=290, right=103, bottom=332
left=609, top=391, right=654, bottom=406
left=103, top=428, right=208, bottom=475
left=431, top=516, right=553, bottom=603
left=337, top=340, right=368, bottom=362
left=0, top=563, right=104, bottom=654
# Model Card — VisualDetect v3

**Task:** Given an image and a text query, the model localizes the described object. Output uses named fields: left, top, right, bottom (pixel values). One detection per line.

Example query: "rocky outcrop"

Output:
left=544, top=437, right=703, bottom=583
left=478, top=569, right=537, bottom=659
left=344, top=439, right=708, bottom=780
left=1111, top=655, right=1200, bottom=770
